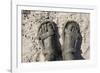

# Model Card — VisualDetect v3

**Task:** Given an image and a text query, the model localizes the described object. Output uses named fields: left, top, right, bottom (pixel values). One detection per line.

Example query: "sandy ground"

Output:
left=21, top=10, right=90, bottom=62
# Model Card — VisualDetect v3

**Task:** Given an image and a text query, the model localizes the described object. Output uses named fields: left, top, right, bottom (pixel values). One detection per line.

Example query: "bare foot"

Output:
left=38, top=21, right=62, bottom=61
left=62, top=21, right=84, bottom=60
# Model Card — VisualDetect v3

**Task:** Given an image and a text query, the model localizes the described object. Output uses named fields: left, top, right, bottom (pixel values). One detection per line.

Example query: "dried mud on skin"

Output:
left=21, top=10, right=90, bottom=62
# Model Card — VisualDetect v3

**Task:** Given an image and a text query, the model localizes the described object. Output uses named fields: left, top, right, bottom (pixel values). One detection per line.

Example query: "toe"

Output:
left=47, top=23, right=53, bottom=31
left=46, top=23, right=48, bottom=32
left=42, top=24, right=44, bottom=34
left=44, top=24, right=47, bottom=33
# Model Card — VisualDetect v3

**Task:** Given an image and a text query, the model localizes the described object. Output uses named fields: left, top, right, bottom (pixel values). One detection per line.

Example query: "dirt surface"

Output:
left=21, top=10, right=90, bottom=62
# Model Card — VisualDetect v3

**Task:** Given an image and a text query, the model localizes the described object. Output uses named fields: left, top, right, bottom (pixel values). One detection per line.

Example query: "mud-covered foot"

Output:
left=38, top=21, right=62, bottom=61
left=62, top=21, right=84, bottom=60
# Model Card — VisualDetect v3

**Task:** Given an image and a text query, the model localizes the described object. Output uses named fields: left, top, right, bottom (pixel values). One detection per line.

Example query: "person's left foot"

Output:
left=37, top=21, right=62, bottom=61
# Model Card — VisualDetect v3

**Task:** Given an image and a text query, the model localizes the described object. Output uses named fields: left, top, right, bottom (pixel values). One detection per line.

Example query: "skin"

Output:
left=63, top=21, right=83, bottom=60
left=38, top=21, right=62, bottom=61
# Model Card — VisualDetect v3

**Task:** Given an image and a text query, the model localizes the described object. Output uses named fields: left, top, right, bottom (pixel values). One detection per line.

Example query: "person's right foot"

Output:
left=62, top=21, right=83, bottom=60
